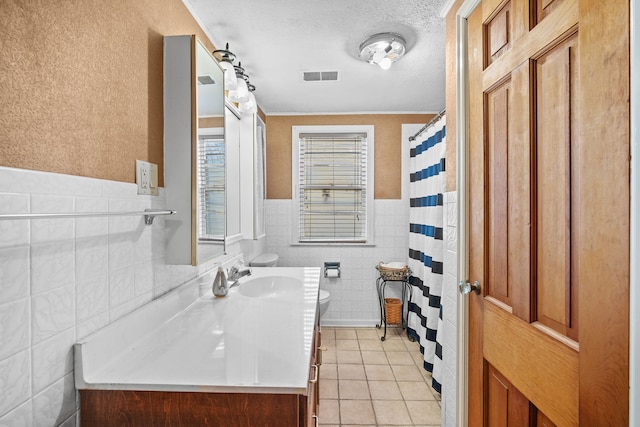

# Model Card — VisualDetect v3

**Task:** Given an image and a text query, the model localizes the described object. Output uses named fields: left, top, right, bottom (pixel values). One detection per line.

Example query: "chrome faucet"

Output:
left=227, top=261, right=252, bottom=287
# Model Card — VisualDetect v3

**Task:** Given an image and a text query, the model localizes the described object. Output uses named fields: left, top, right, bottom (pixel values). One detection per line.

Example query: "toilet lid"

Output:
left=319, top=289, right=330, bottom=302
left=250, top=253, right=279, bottom=266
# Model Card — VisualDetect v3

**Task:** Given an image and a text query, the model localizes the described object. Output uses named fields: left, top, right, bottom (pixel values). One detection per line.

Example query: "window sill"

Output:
left=290, top=242, right=376, bottom=247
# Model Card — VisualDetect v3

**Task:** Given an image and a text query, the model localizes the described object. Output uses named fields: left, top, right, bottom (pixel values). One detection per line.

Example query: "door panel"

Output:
left=507, top=62, right=532, bottom=321
left=485, top=80, right=511, bottom=307
left=483, top=302, right=578, bottom=425
left=536, top=410, right=558, bottom=427
left=481, top=0, right=578, bottom=92
left=485, top=2, right=511, bottom=66
left=533, top=34, right=579, bottom=340
left=487, top=364, right=531, bottom=427
left=532, top=0, right=565, bottom=26
left=466, top=0, right=629, bottom=425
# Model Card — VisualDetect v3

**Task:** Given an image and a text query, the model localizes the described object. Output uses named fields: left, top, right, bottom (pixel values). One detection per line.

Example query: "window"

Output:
left=197, top=131, right=225, bottom=240
left=292, top=125, right=374, bottom=244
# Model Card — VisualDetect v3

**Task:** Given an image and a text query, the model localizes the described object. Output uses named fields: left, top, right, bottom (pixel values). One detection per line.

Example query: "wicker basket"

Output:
left=376, top=262, right=409, bottom=281
left=385, top=298, right=402, bottom=325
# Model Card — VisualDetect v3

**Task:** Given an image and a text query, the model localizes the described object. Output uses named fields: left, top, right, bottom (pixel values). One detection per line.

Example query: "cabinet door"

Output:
left=238, top=113, right=266, bottom=240
left=225, top=107, right=241, bottom=240
left=306, top=381, right=318, bottom=427
left=253, top=116, right=267, bottom=238
left=164, top=35, right=195, bottom=265
left=164, top=35, right=226, bottom=265
left=304, top=363, right=319, bottom=426
left=307, top=323, right=320, bottom=426
left=239, top=112, right=256, bottom=239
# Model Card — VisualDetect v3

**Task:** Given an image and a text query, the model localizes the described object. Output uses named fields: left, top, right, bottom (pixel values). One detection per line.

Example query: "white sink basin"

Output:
left=238, top=276, right=303, bottom=298
left=74, top=267, right=321, bottom=394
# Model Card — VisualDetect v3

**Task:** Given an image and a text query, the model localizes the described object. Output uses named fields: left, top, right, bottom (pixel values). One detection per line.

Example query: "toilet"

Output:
left=318, top=289, right=331, bottom=318
left=249, top=253, right=279, bottom=267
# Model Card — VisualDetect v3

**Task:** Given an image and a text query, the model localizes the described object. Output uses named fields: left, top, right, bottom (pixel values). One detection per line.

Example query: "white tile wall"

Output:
left=31, top=285, right=75, bottom=344
left=0, top=298, right=30, bottom=360
left=0, top=164, right=448, bottom=424
left=264, top=199, right=409, bottom=326
left=442, top=191, right=458, bottom=427
left=0, top=166, right=230, bottom=426
left=0, top=350, right=31, bottom=418
left=32, top=373, right=76, bottom=426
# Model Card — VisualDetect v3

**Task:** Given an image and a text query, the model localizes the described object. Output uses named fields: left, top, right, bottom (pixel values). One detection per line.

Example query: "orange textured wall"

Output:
left=265, top=114, right=433, bottom=200
left=0, top=0, right=217, bottom=185
left=199, top=117, right=224, bottom=128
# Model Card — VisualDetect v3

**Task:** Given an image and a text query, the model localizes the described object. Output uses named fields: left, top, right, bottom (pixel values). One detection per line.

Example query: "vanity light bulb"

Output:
left=378, top=57, right=392, bottom=70
left=229, top=78, right=249, bottom=103
left=239, top=92, right=257, bottom=114
left=372, top=49, right=387, bottom=64
left=219, top=62, right=238, bottom=91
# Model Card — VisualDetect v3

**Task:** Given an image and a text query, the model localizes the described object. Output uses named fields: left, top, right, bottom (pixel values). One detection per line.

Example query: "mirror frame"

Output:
left=193, top=38, right=227, bottom=264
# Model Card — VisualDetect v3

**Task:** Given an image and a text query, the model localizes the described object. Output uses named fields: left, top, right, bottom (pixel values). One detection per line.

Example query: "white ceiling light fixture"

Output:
left=359, top=32, right=407, bottom=70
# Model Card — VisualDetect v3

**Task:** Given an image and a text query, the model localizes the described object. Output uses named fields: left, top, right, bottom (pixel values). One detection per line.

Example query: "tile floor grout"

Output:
left=318, top=326, right=441, bottom=427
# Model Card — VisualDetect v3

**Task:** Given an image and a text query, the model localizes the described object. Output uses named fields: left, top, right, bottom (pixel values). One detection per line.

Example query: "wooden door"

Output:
left=465, top=0, right=629, bottom=425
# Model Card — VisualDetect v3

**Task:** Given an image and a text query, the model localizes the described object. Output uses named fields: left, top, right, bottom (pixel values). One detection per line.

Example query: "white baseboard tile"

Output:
left=320, top=319, right=382, bottom=328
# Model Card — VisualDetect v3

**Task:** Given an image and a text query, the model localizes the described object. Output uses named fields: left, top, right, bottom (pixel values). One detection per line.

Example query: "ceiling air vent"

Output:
left=302, top=70, right=340, bottom=82
left=198, top=75, right=216, bottom=85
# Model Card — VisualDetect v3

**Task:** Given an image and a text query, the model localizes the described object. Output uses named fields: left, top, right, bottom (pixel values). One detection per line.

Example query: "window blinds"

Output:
left=197, top=135, right=225, bottom=239
left=298, top=133, right=368, bottom=242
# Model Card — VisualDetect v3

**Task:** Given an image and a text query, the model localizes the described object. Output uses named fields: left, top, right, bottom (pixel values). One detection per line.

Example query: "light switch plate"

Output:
left=136, top=160, right=158, bottom=196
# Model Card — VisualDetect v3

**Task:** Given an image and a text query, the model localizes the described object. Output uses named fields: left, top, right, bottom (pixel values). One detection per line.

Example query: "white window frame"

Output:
left=197, top=127, right=225, bottom=242
left=291, top=125, right=375, bottom=245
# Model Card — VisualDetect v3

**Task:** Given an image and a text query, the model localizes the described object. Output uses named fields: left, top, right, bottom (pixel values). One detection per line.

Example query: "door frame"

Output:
left=630, top=0, right=639, bottom=425
left=454, top=1, right=480, bottom=426
left=455, top=1, right=638, bottom=425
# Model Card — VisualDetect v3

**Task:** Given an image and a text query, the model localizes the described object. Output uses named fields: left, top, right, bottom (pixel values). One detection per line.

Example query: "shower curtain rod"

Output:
left=409, top=108, right=446, bottom=142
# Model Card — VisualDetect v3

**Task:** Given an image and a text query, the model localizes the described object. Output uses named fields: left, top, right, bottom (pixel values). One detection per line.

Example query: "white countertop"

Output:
left=75, top=267, right=321, bottom=394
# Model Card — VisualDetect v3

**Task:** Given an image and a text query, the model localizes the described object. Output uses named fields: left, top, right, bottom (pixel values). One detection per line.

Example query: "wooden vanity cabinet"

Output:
left=79, top=319, right=323, bottom=427
left=300, top=322, right=321, bottom=426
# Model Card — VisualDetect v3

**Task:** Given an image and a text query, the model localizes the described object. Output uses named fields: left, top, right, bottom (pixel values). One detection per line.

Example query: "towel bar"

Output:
left=0, top=209, right=176, bottom=226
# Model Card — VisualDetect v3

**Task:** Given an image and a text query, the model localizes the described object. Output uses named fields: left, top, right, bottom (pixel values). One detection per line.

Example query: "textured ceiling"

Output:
left=184, top=0, right=448, bottom=115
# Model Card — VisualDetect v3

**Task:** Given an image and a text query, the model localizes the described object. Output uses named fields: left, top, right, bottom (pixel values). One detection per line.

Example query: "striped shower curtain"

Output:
left=407, top=114, right=446, bottom=393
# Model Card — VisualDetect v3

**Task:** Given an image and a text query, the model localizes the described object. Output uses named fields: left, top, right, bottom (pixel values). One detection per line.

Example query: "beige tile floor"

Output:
left=318, top=326, right=441, bottom=427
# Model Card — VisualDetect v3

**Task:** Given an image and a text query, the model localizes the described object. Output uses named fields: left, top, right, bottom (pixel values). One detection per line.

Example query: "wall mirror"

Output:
left=195, top=40, right=226, bottom=263
left=163, top=35, right=226, bottom=265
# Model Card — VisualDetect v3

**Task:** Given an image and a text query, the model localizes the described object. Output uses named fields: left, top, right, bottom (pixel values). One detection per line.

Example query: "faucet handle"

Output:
left=227, top=265, right=238, bottom=277
left=228, top=260, right=246, bottom=280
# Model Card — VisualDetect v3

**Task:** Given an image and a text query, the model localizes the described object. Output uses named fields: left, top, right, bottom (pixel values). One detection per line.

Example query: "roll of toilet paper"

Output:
left=325, top=269, right=339, bottom=278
